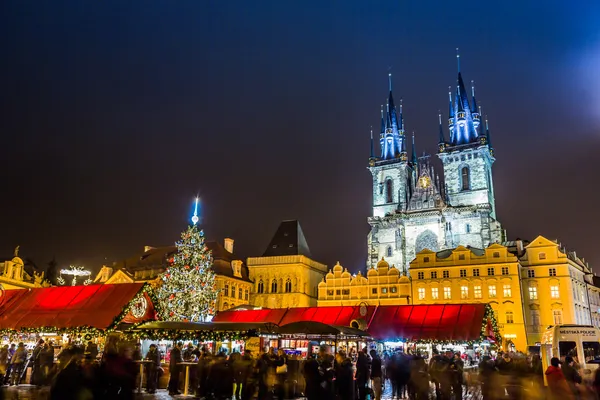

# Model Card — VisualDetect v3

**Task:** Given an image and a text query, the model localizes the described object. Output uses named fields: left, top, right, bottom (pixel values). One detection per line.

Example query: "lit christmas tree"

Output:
left=156, top=198, right=218, bottom=322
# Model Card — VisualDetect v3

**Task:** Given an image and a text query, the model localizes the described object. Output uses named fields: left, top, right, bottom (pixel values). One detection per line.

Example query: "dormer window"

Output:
left=424, top=257, right=430, bottom=263
left=539, top=253, right=546, bottom=260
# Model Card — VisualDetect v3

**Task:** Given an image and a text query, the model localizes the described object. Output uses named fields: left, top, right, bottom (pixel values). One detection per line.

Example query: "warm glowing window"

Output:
left=489, top=285, right=497, bottom=298
left=551, top=285, right=560, bottom=299
left=529, top=287, right=538, bottom=300
left=503, top=284, right=512, bottom=298
left=418, top=288, right=426, bottom=300
left=553, top=310, right=563, bottom=324
left=257, top=280, right=264, bottom=294
left=431, top=287, right=439, bottom=300
left=461, top=286, right=469, bottom=299
left=443, top=287, right=451, bottom=299
left=474, top=286, right=482, bottom=299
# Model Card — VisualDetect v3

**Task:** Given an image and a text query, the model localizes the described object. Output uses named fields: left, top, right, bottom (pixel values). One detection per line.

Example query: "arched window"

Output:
left=244, top=289, right=249, bottom=301
left=224, top=284, right=229, bottom=297
left=386, top=246, right=393, bottom=258
left=285, top=278, right=292, bottom=293
left=271, top=279, right=278, bottom=293
left=239, top=288, right=243, bottom=299
left=223, top=302, right=229, bottom=310
left=257, top=280, right=264, bottom=294
left=461, top=166, right=470, bottom=191
left=231, top=285, right=236, bottom=298
left=385, top=179, right=394, bottom=203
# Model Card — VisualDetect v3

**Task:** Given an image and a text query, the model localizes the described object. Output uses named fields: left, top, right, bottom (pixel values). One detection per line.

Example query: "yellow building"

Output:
left=1, top=246, right=47, bottom=290
left=409, top=244, right=527, bottom=351
left=248, top=220, right=327, bottom=308
left=520, top=236, right=597, bottom=344
left=317, top=259, right=411, bottom=307
left=94, top=239, right=253, bottom=312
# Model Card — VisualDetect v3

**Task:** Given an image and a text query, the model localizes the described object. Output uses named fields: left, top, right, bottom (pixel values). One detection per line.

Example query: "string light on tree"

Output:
left=57, top=266, right=92, bottom=286
left=156, top=197, right=219, bottom=322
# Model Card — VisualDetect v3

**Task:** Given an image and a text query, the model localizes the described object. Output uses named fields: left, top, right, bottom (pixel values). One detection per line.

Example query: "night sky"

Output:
left=2, top=1, right=599, bottom=274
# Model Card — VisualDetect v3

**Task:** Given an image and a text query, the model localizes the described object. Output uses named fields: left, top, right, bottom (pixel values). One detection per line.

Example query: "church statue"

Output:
left=14, top=245, right=19, bottom=257
left=33, top=271, right=45, bottom=286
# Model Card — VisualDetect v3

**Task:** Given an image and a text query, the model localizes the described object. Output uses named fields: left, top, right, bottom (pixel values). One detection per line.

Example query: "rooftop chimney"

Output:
left=224, top=238, right=234, bottom=254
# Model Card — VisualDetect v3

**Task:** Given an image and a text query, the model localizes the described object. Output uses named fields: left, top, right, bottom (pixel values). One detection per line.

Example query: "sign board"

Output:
left=245, top=337, right=261, bottom=354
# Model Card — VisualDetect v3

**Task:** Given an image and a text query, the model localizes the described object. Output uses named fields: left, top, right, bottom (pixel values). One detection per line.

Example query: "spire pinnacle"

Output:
left=191, top=196, right=200, bottom=225
left=370, top=127, right=374, bottom=158
left=438, top=111, right=446, bottom=146
left=388, top=73, right=392, bottom=92
left=411, top=131, right=417, bottom=165
left=399, top=97, right=404, bottom=131
left=471, top=80, right=475, bottom=97
left=456, top=47, right=461, bottom=73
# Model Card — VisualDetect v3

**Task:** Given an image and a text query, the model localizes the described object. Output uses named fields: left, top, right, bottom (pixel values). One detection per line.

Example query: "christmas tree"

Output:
left=156, top=198, right=218, bottom=322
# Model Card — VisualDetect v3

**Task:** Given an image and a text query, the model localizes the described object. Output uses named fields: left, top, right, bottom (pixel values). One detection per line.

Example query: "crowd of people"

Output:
left=5, top=338, right=600, bottom=399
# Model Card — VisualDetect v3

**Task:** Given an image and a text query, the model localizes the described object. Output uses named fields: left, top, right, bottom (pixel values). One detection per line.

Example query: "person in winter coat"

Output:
left=168, top=342, right=183, bottom=395
left=370, top=350, right=383, bottom=400
left=145, top=344, right=161, bottom=394
left=335, top=351, right=354, bottom=400
left=562, top=356, right=582, bottom=397
left=31, top=339, right=45, bottom=385
left=10, top=343, right=27, bottom=386
left=545, top=357, right=574, bottom=400
left=356, top=348, right=371, bottom=400
left=274, top=349, right=289, bottom=399
left=303, top=353, right=322, bottom=400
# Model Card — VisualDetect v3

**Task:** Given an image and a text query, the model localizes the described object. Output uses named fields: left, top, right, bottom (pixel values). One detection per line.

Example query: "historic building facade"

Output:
left=248, top=220, right=327, bottom=308
left=1, top=247, right=47, bottom=290
left=367, top=69, right=503, bottom=272
left=94, top=239, right=253, bottom=313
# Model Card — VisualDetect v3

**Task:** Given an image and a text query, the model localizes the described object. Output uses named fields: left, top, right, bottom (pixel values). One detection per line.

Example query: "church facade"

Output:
left=367, top=69, right=503, bottom=272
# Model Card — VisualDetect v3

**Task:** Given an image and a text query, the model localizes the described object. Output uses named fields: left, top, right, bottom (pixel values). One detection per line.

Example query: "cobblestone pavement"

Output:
left=1, top=383, right=482, bottom=399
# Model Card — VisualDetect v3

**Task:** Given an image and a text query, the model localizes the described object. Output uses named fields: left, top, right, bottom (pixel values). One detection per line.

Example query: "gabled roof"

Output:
left=262, top=220, right=312, bottom=257
left=526, top=235, right=559, bottom=248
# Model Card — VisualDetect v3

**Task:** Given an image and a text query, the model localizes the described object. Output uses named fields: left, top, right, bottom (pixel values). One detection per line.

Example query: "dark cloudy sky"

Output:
left=1, top=1, right=599, bottom=273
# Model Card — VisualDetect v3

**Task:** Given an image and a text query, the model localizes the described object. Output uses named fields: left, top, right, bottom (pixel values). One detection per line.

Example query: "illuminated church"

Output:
left=367, top=60, right=503, bottom=272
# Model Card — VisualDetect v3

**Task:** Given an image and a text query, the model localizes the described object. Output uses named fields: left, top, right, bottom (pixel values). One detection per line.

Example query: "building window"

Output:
left=487, top=267, right=495, bottom=276
left=385, top=179, right=393, bottom=203
left=239, top=288, right=243, bottom=299
left=465, top=224, right=471, bottom=234
left=257, top=280, right=264, bottom=294
left=461, top=166, right=470, bottom=191
left=285, top=278, right=292, bottom=293
left=390, top=287, right=397, bottom=294
left=474, top=286, right=482, bottom=299
left=503, top=284, right=512, bottom=298
left=461, top=286, right=469, bottom=299
left=431, top=271, right=438, bottom=279
left=458, top=254, right=466, bottom=261
left=271, top=279, right=278, bottom=293
left=381, top=287, right=388, bottom=294
left=549, top=268, right=556, bottom=277
left=245, top=290, right=249, bottom=301
left=232, top=286, right=236, bottom=298
left=372, top=288, right=377, bottom=295
left=473, top=269, right=480, bottom=277
left=539, top=252, right=546, bottom=260
left=489, top=285, right=497, bottom=298
left=443, top=287, right=452, bottom=300
left=424, top=257, right=430, bottom=263
left=327, top=290, right=334, bottom=296
left=336, top=290, right=341, bottom=296
left=417, top=272, right=424, bottom=280
left=506, top=311, right=514, bottom=324
left=528, top=269, right=535, bottom=278
left=431, top=287, right=439, bottom=299
left=502, top=267, right=509, bottom=275
left=223, top=302, right=229, bottom=309
left=342, top=289, right=350, bottom=295
left=443, top=270, right=450, bottom=278
left=418, top=288, right=426, bottom=300
left=493, top=252, right=500, bottom=258
left=386, top=246, right=393, bottom=258
left=553, top=310, right=563, bottom=325
left=460, top=269, right=467, bottom=277
left=224, top=284, right=229, bottom=297
left=551, top=285, right=560, bottom=299
left=529, top=286, right=538, bottom=300
left=531, top=310, right=541, bottom=327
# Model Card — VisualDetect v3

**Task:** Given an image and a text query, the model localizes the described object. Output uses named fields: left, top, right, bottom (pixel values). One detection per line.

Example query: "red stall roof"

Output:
left=0, top=283, right=147, bottom=331
left=366, top=304, right=486, bottom=342
left=212, top=308, right=287, bottom=325
left=279, top=306, right=376, bottom=327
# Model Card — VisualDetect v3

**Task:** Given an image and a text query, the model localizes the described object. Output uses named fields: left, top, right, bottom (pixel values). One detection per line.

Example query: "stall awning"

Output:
left=366, top=304, right=486, bottom=342
left=278, top=306, right=376, bottom=327
left=278, top=321, right=370, bottom=338
left=212, top=308, right=287, bottom=325
left=0, top=283, right=150, bottom=331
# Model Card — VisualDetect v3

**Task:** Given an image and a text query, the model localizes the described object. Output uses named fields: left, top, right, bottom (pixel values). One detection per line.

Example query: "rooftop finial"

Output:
left=370, top=126, right=374, bottom=158
left=438, top=111, right=442, bottom=125
left=448, top=86, right=452, bottom=102
left=456, top=47, right=461, bottom=73
left=191, top=196, right=200, bottom=225
left=388, top=72, right=392, bottom=92
left=471, top=80, right=475, bottom=97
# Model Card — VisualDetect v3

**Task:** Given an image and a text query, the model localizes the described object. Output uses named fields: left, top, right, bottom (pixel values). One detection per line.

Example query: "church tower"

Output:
left=437, top=52, right=502, bottom=246
left=367, top=74, right=416, bottom=270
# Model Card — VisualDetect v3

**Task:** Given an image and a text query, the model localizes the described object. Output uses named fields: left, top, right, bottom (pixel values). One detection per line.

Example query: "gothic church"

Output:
left=367, top=62, right=503, bottom=272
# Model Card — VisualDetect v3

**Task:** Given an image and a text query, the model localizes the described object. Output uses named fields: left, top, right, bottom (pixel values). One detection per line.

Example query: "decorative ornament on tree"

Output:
left=156, top=197, right=219, bottom=322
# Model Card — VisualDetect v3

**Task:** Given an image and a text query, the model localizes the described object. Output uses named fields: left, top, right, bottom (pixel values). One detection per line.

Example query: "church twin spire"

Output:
left=378, top=74, right=407, bottom=161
